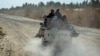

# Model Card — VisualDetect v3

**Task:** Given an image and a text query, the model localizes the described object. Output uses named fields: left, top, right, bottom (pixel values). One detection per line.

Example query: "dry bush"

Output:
left=30, top=8, right=45, bottom=20
left=24, top=8, right=33, bottom=17
left=0, top=27, right=6, bottom=39
left=94, top=9, right=100, bottom=28
left=25, top=7, right=58, bottom=20
left=63, top=8, right=100, bottom=28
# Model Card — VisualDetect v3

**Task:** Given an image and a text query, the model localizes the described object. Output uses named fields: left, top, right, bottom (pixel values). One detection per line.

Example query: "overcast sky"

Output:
left=0, top=0, right=89, bottom=8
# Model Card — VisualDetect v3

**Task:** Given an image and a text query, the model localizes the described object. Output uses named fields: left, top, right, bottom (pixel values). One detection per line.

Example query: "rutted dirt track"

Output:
left=0, top=13, right=100, bottom=56
left=0, top=13, right=41, bottom=56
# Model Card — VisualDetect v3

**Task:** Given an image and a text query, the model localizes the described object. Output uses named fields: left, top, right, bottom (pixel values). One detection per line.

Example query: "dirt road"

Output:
left=0, top=13, right=41, bottom=56
left=0, top=13, right=100, bottom=56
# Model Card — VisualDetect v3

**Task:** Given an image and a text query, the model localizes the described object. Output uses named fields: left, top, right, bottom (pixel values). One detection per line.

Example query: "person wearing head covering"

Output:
left=55, top=9, right=62, bottom=18
left=47, top=9, right=55, bottom=18
left=44, top=9, right=55, bottom=27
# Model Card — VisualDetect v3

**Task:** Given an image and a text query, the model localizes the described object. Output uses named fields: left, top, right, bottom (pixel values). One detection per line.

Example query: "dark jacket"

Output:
left=47, top=13, right=55, bottom=18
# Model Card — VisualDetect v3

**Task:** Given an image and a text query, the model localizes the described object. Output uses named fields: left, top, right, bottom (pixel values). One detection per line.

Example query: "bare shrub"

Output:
left=24, top=7, right=33, bottom=17
left=0, top=27, right=6, bottom=39
left=63, top=8, right=100, bottom=28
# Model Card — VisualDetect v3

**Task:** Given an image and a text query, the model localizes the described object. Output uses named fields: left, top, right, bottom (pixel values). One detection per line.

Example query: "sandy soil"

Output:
left=0, top=13, right=41, bottom=56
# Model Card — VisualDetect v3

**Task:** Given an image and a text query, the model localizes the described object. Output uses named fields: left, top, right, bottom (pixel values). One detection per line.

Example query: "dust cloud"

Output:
left=24, top=30, right=83, bottom=56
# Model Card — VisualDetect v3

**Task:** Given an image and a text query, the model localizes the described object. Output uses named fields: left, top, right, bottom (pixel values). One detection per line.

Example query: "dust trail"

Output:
left=24, top=38, right=53, bottom=56
left=24, top=30, right=83, bottom=56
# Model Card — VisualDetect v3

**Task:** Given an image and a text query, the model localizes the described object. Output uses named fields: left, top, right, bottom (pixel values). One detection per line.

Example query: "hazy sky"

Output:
left=0, top=0, right=88, bottom=8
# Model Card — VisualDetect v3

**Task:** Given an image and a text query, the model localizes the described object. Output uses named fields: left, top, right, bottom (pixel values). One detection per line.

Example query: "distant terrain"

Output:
left=0, top=0, right=100, bottom=28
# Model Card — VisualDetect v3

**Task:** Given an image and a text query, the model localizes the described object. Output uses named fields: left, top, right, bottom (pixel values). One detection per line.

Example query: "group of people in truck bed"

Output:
left=36, top=9, right=68, bottom=37
left=35, top=9, right=79, bottom=46
left=44, top=9, right=62, bottom=27
left=43, top=9, right=66, bottom=28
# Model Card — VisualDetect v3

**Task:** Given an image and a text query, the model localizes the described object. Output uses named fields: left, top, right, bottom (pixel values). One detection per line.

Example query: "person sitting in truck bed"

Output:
left=47, top=9, right=55, bottom=18
left=44, top=9, right=55, bottom=27
left=55, top=9, right=62, bottom=19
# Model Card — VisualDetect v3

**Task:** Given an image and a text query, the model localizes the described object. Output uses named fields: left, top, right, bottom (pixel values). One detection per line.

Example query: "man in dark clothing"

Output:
left=55, top=9, right=62, bottom=18
left=44, top=9, right=55, bottom=27
left=47, top=9, right=55, bottom=18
